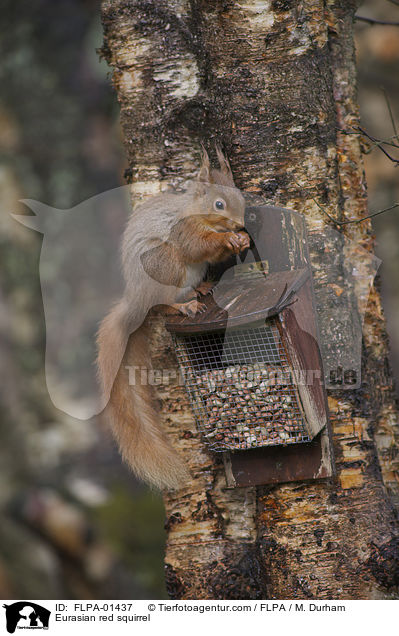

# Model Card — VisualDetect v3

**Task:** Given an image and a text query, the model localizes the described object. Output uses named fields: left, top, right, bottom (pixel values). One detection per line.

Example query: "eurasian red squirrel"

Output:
left=97, top=148, right=249, bottom=489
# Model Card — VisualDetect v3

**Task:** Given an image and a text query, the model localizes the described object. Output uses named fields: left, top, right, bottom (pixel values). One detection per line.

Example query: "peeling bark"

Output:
left=101, top=0, right=399, bottom=598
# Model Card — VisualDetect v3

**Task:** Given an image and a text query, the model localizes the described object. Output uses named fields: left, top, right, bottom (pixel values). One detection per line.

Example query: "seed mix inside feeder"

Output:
left=165, top=206, right=334, bottom=487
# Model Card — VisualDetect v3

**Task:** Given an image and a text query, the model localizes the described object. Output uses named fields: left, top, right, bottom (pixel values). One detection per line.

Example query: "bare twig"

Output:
left=293, top=179, right=399, bottom=227
left=386, top=0, right=399, bottom=8
left=338, top=128, right=399, bottom=149
left=363, top=136, right=399, bottom=153
left=356, top=126, right=399, bottom=165
left=339, top=92, right=399, bottom=158
left=381, top=87, right=399, bottom=140
left=355, top=15, right=399, bottom=26
left=337, top=202, right=399, bottom=225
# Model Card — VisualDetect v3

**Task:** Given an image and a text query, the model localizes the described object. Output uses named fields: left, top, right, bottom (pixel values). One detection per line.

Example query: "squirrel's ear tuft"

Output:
left=197, top=144, right=236, bottom=189
left=198, top=144, right=211, bottom=183
left=211, top=145, right=236, bottom=187
left=216, top=146, right=234, bottom=182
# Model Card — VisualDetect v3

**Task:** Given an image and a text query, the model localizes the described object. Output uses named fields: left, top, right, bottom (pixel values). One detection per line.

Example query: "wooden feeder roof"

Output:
left=165, top=267, right=310, bottom=334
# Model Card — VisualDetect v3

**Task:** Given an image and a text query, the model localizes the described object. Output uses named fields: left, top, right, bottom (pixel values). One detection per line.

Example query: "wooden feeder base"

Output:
left=223, top=426, right=334, bottom=488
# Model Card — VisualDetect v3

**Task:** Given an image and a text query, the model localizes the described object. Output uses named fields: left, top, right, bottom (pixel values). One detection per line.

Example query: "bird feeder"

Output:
left=165, top=206, right=335, bottom=488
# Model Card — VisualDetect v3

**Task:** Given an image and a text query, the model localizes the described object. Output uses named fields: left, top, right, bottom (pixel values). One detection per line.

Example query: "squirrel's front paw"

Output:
left=224, top=231, right=250, bottom=254
left=179, top=299, right=207, bottom=317
left=195, top=281, right=215, bottom=297
left=236, top=231, right=250, bottom=250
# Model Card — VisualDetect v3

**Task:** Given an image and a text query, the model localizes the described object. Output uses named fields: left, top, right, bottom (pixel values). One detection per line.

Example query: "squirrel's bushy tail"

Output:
left=97, top=302, right=189, bottom=490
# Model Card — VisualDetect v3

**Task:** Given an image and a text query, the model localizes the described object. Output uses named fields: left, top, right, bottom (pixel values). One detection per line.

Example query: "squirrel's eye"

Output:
left=214, top=199, right=226, bottom=211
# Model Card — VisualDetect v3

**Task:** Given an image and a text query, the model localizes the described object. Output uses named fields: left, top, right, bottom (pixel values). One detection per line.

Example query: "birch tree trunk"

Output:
left=101, top=0, right=399, bottom=598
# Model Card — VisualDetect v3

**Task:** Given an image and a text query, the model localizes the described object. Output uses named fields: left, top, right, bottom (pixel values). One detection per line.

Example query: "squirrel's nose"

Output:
left=227, top=217, right=243, bottom=229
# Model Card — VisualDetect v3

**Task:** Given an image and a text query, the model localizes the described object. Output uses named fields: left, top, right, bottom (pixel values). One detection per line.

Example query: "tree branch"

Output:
left=339, top=128, right=399, bottom=150
left=381, top=87, right=399, bottom=141
left=293, top=179, right=399, bottom=227
left=355, top=15, right=399, bottom=26
left=356, top=126, right=399, bottom=165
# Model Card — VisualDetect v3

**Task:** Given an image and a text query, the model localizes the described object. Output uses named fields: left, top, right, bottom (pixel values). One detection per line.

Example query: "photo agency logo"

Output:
left=3, top=602, right=51, bottom=633
left=12, top=188, right=381, bottom=419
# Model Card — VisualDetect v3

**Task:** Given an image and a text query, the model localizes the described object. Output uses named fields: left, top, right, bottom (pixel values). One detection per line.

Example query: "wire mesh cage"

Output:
left=172, top=318, right=310, bottom=452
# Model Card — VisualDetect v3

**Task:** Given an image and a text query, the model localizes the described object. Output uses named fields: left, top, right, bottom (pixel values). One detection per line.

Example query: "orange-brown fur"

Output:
left=97, top=148, right=249, bottom=490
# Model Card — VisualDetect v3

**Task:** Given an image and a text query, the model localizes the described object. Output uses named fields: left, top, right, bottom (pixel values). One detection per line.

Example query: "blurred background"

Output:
left=0, top=0, right=398, bottom=599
